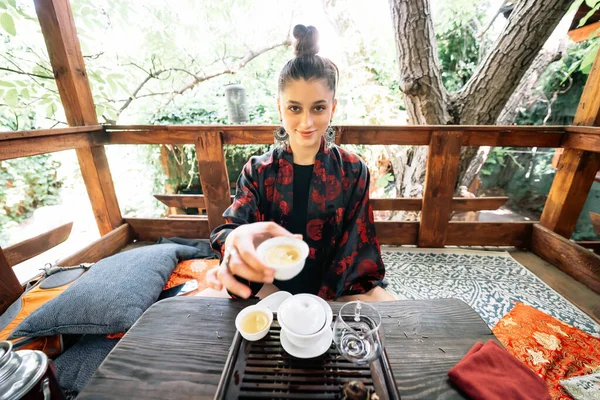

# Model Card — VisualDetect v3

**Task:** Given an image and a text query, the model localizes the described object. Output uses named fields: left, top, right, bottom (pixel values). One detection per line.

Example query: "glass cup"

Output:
left=333, top=300, right=382, bottom=364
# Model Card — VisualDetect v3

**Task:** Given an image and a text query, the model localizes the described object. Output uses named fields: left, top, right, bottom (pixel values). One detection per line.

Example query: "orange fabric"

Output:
left=493, top=303, right=600, bottom=400
left=163, top=259, right=218, bottom=296
left=0, top=282, right=75, bottom=358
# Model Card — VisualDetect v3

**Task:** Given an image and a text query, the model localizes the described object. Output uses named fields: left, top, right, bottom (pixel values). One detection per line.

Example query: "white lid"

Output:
left=278, top=294, right=326, bottom=335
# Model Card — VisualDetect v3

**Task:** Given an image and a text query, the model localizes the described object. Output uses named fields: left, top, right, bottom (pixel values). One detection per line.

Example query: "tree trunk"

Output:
left=496, top=14, right=571, bottom=125
left=388, top=0, right=450, bottom=125
left=388, top=0, right=573, bottom=197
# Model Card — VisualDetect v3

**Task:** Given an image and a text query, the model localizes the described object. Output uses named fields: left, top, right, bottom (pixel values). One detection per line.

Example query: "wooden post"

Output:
left=34, top=0, right=122, bottom=235
left=540, top=48, right=600, bottom=238
left=0, top=248, right=23, bottom=315
left=418, top=131, right=463, bottom=247
left=195, top=132, right=231, bottom=231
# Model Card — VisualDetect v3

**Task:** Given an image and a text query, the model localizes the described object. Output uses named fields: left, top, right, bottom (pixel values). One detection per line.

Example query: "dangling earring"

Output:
left=274, top=125, right=289, bottom=151
left=325, top=124, right=336, bottom=150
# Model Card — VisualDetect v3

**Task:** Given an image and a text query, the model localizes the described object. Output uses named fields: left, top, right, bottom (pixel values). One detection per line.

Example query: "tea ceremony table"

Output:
left=78, top=297, right=498, bottom=399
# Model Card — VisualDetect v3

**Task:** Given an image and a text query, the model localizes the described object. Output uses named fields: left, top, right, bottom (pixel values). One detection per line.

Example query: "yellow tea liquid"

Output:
left=264, top=244, right=301, bottom=266
left=241, top=311, right=270, bottom=334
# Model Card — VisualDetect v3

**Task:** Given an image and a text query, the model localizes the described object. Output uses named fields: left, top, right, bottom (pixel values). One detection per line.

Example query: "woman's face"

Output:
left=278, top=78, right=337, bottom=153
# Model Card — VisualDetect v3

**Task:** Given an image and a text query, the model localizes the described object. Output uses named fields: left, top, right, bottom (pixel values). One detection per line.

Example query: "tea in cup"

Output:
left=256, top=237, right=309, bottom=281
left=235, top=305, right=273, bottom=341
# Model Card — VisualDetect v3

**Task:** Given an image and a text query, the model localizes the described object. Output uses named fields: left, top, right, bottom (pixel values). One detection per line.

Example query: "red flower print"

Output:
left=335, top=207, right=344, bottom=225
left=312, top=189, right=326, bottom=211
left=358, top=258, right=379, bottom=277
left=368, top=204, right=375, bottom=223
left=334, top=251, right=357, bottom=275
left=340, top=231, right=349, bottom=246
left=357, top=218, right=368, bottom=243
left=314, top=160, right=327, bottom=182
left=326, top=175, right=342, bottom=201
left=265, top=177, right=275, bottom=202
left=342, top=177, right=350, bottom=192
left=318, top=286, right=336, bottom=300
left=254, top=211, right=264, bottom=222
left=308, top=247, right=317, bottom=260
left=307, top=219, right=324, bottom=241
left=273, top=188, right=282, bottom=204
left=280, top=200, right=290, bottom=215
left=278, top=160, right=293, bottom=185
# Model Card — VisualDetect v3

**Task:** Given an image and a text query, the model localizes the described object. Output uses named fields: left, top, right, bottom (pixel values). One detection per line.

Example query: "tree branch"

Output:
left=388, top=0, right=450, bottom=124
left=156, top=38, right=291, bottom=113
left=455, top=0, right=573, bottom=125
left=0, top=67, right=53, bottom=79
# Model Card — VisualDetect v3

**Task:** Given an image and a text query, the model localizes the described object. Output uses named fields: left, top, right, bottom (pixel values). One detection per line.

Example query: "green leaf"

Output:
left=7, top=0, right=16, bottom=7
left=0, top=13, right=16, bottom=36
left=584, top=0, right=600, bottom=7
left=4, top=89, right=18, bottom=107
left=0, top=81, right=14, bottom=88
left=0, top=3, right=6, bottom=10
left=20, top=88, right=29, bottom=99
left=46, top=104, right=55, bottom=118
left=580, top=42, right=600, bottom=74
left=568, top=0, right=585, bottom=18
left=578, top=3, right=600, bottom=27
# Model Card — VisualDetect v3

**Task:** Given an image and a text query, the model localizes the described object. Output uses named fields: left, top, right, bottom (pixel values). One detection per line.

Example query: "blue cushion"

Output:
left=9, top=243, right=201, bottom=338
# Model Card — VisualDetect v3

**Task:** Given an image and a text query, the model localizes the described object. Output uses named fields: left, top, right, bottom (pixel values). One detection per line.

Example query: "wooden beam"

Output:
left=532, top=224, right=600, bottom=294
left=371, top=198, right=422, bottom=211
left=125, top=218, right=211, bottom=242
left=374, top=221, right=533, bottom=247
left=568, top=20, right=600, bottom=43
left=450, top=197, right=509, bottom=212
left=375, top=222, right=419, bottom=245
left=154, top=194, right=508, bottom=212
left=591, top=212, right=600, bottom=236
left=34, top=0, right=122, bottom=236
left=76, top=146, right=123, bottom=235
left=4, top=222, right=73, bottom=266
left=540, top=48, right=600, bottom=238
left=0, top=133, right=92, bottom=161
left=101, top=125, right=564, bottom=147
left=541, top=150, right=600, bottom=237
left=563, top=127, right=600, bottom=152
left=0, top=125, right=103, bottom=141
left=419, top=131, right=463, bottom=247
left=195, top=132, right=231, bottom=231
left=574, top=44, right=600, bottom=126
left=0, top=248, right=23, bottom=315
left=57, top=223, right=134, bottom=266
left=445, top=222, right=534, bottom=248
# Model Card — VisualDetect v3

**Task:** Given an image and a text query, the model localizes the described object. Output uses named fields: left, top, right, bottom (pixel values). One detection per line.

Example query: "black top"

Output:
left=286, top=163, right=313, bottom=237
left=274, top=163, right=319, bottom=294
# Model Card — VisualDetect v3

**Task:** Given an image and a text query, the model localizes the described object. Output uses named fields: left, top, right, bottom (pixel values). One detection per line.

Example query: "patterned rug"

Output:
left=382, top=249, right=600, bottom=336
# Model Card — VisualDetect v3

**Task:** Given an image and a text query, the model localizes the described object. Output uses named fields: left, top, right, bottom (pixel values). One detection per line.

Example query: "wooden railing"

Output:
left=0, top=0, right=599, bottom=316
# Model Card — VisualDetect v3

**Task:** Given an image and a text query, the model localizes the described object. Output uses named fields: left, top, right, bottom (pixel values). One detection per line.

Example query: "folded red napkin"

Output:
left=448, top=340, right=551, bottom=400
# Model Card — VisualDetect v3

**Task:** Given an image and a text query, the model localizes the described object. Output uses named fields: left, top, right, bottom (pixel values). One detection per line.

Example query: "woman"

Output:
left=206, top=24, right=394, bottom=302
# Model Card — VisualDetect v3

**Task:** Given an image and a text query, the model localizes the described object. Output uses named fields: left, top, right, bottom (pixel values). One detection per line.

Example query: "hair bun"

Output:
left=293, top=24, right=319, bottom=56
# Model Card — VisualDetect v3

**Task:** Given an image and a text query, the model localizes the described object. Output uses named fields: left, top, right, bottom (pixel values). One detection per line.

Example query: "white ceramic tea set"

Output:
left=234, top=236, right=333, bottom=358
left=235, top=291, right=333, bottom=358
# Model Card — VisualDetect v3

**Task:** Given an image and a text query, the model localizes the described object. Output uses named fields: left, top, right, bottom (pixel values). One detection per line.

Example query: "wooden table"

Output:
left=78, top=297, right=497, bottom=400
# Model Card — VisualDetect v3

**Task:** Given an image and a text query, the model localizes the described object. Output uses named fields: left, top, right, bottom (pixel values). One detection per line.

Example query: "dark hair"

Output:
left=278, top=24, right=339, bottom=96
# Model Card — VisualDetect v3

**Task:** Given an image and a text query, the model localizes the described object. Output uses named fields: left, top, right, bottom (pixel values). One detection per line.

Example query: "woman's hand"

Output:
left=206, top=222, right=300, bottom=298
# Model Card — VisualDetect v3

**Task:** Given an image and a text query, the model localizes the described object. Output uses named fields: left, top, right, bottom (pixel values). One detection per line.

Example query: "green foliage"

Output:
left=150, top=100, right=273, bottom=193
left=434, top=0, right=490, bottom=92
left=0, top=154, right=63, bottom=244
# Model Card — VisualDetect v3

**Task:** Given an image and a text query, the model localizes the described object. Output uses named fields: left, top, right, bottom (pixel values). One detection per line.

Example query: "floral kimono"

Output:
left=210, top=139, right=385, bottom=300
